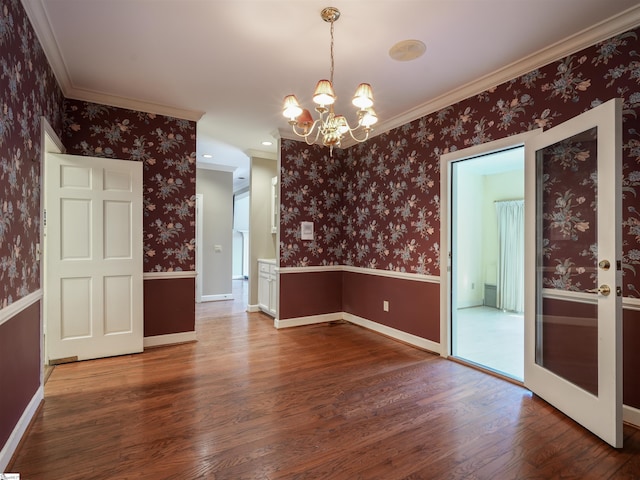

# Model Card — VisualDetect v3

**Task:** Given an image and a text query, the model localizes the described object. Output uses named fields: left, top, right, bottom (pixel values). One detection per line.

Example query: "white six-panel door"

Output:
left=45, top=153, right=143, bottom=362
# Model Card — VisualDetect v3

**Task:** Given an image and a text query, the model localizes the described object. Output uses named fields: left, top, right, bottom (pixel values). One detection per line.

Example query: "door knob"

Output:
left=586, top=285, right=611, bottom=296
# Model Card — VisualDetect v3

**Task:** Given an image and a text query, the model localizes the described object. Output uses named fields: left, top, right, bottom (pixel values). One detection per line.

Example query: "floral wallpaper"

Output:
left=63, top=99, right=197, bottom=273
left=0, top=0, right=64, bottom=308
left=280, top=27, right=640, bottom=296
left=540, top=131, right=598, bottom=291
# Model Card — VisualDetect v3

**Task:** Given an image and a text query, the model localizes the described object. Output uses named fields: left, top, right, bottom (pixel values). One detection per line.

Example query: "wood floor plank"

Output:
left=8, top=287, right=640, bottom=479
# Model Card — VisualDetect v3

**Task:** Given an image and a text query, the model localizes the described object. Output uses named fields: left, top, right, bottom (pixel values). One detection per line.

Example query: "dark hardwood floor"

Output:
left=9, top=280, right=640, bottom=479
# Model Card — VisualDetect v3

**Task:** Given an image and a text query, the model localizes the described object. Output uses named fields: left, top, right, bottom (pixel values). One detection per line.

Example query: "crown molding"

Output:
left=366, top=5, right=640, bottom=142
left=21, top=0, right=72, bottom=92
left=246, top=149, right=277, bottom=161
left=65, top=87, right=204, bottom=122
left=22, top=0, right=204, bottom=122
left=196, top=162, right=237, bottom=172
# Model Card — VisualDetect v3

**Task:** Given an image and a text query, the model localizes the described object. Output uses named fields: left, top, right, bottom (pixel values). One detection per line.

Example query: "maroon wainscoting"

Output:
left=0, top=303, right=41, bottom=447
left=342, top=272, right=440, bottom=343
left=143, top=278, right=195, bottom=337
left=541, top=297, right=598, bottom=395
left=623, top=309, right=640, bottom=408
left=278, top=271, right=343, bottom=320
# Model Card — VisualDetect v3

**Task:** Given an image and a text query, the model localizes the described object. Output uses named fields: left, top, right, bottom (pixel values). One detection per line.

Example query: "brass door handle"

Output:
left=586, top=285, right=611, bottom=296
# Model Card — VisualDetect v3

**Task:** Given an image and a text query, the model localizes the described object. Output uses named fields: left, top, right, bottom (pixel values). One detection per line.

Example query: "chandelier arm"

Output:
left=347, top=126, right=372, bottom=143
left=305, top=127, right=322, bottom=146
left=290, top=119, right=321, bottom=138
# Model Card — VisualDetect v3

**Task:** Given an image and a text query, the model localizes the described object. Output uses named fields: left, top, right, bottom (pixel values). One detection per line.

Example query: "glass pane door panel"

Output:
left=536, top=127, right=598, bottom=395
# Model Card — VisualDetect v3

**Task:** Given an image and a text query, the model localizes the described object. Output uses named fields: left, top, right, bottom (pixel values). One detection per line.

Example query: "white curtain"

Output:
left=495, top=200, right=524, bottom=313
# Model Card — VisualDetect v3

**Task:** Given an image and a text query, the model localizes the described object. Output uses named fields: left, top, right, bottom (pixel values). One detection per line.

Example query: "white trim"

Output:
left=624, top=404, right=640, bottom=429
left=41, top=117, right=65, bottom=154
left=348, top=6, right=640, bottom=146
left=275, top=311, right=441, bottom=354
left=195, top=194, right=203, bottom=303
left=196, top=162, right=237, bottom=172
left=279, top=265, right=343, bottom=274
left=245, top=149, right=277, bottom=161
left=20, top=0, right=71, bottom=95
left=274, top=312, right=343, bottom=329
left=143, top=271, right=197, bottom=280
left=21, top=1, right=203, bottom=122
left=247, top=304, right=260, bottom=313
left=278, top=264, right=439, bottom=283
left=344, top=313, right=441, bottom=355
left=0, top=386, right=43, bottom=472
left=624, top=298, right=640, bottom=312
left=143, top=331, right=196, bottom=348
left=200, top=293, right=234, bottom=302
left=541, top=288, right=598, bottom=305
left=41, top=118, right=64, bottom=383
left=0, top=290, right=42, bottom=327
left=440, top=130, right=541, bottom=359
left=66, top=89, right=203, bottom=122
left=342, top=265, right=439, bottom=283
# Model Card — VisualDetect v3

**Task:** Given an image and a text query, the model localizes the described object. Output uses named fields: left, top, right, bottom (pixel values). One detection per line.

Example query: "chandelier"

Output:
left=282, top=6, right=378, bottom=154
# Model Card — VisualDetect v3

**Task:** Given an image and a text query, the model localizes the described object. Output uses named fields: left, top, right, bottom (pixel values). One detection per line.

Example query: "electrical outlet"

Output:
left=383, top=300, right=389, bottom=312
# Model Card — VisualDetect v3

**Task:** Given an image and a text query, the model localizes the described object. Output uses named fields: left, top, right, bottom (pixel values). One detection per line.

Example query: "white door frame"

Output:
left=40, top=117, right=65, bottom=368
left=440, top=129, right=541, bottom=358
left=195, top=193, right=203, bottom=303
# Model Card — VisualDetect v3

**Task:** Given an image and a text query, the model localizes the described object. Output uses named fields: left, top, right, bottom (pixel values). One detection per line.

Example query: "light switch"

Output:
left=214, top=245, right=222, bottom=252
left=301, top=221, right=314, bottom=240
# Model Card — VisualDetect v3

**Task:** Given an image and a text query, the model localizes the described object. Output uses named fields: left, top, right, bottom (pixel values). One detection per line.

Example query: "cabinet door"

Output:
left=269, top=274, right=277, bottom=316
left=258, top=273, right=270, bottom=311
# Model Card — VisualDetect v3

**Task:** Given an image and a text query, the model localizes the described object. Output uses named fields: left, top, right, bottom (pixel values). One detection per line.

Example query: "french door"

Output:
left=524, top=98, right=622, bottom=447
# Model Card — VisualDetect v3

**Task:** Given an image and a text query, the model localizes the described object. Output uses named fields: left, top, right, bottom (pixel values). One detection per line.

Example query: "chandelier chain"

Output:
left=329, top=20, right=335, bottom=85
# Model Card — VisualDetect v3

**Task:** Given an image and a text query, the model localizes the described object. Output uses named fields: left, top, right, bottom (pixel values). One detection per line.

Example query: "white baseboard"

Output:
left=143, top=331, right=196, bottom=348
left=273, top=311, right=441, bottom=355
left=343, top=313, right=442, bottom=355
left=246, top=304, right=260, bottom=313
left=200, top=293, right=234, bottom=302
left=274, top=312, right=343, bottom=329
left=624, top=404, right=640, bottom=429
left=0, top=386, right=44, bottom=472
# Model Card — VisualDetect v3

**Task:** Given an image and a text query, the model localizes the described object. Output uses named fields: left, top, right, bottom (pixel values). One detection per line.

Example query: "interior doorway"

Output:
left=449, top=146, right=525, bottom=380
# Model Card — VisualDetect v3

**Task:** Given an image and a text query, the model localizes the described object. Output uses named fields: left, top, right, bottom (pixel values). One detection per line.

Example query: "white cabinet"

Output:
left=257, top=259, right=277, bottom=317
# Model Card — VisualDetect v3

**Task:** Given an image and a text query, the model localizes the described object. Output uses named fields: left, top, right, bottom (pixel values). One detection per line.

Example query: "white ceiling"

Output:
left=25, top=0, right=640, bottom=191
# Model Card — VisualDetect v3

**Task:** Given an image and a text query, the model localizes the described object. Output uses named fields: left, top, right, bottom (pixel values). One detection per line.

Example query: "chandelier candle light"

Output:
left=282, top=6, right=378, bottom=154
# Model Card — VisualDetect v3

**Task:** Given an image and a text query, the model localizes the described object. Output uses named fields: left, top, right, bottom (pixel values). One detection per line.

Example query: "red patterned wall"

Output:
left=63, top=100, right=197, bottom=273
left=280, top=28, right=640, bottom=296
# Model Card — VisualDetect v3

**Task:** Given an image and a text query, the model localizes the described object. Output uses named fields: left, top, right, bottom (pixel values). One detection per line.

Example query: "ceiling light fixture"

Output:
left=282, top=6, right=378, bottom=155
